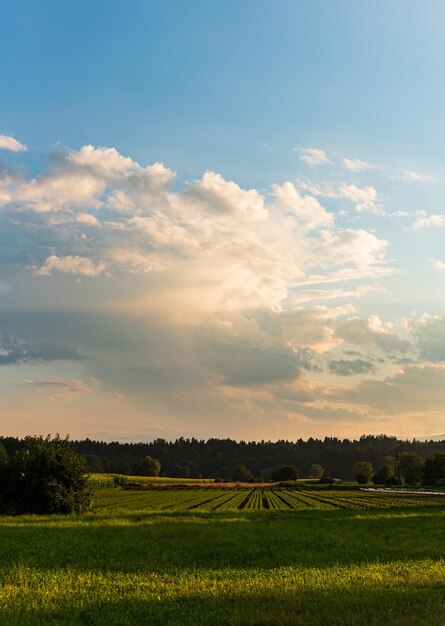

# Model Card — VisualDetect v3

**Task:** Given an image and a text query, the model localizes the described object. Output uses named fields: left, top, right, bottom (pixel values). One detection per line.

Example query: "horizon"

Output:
left=2, top=1, right=445, bottom=442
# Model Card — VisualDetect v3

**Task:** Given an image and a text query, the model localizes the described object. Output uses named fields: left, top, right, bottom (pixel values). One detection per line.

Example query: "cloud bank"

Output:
left=0, top=140, right=442, bottom=441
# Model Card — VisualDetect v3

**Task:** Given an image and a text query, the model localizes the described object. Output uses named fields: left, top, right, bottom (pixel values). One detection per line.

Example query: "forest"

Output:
left=2, top=434, right=444, bottom=481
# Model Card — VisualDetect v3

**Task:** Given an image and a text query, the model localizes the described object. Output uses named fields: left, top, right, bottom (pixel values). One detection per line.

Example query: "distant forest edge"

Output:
left=2, top=434, right=445, bottom=482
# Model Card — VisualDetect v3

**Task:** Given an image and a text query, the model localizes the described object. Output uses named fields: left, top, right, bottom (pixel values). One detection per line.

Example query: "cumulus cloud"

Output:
left=270, top=377, right=326, bottom=403
left=336, top=316, right=411, bottom=354
left=0, top=138, right=407, bottom=439
left=411, top=314, right=445, bottom=362
left=295, top=178, right=337, bottom=198
left=338, top=183, right=383, bottom=215
left=412, top=211, right=445, bottom=230
left=296, top=147, right=329, bottom=167
left=0, top=141, right=390, bottom=316
left=0, top=134, right=27, bottom=152
left=332, top=365, right=445, bottom=412
left=35, top=255, right=107, bottom=277
left=66, top=144, right=137, bottom=177
left=183, top=171, right=267, bottom=221
left=342, top=158, right=376, bottom=172
left=272, top=182, right=333, bottom=231
left=315, top=229, right=388, bottom=269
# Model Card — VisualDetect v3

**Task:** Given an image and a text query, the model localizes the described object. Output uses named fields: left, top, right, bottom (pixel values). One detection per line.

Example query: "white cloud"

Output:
left=412, top=211, right=445, bottom=230
left=430, top=259, right=445, bottom=271
left=403, top=171, right=435, bottom=183
left=108, top=249, right=168, bottom=273
left=0, top=134, right=27, bottom=152
left=295, top=177, right=337, bottom=198
left=66, top=144, right=137, bottom=177
left=272, top=181, right=333, bottom=230
left=336, top=315, right=411, bottom=354
left=331, top=364, right=445, bottom=412
left=342, top=158, right=376, bottom=172
left=35, top=255, right=107, bottom=277
left=296, top=147, right=329, bottom=167
left=183, top=171, right=267, bottom=221
left=316, top=229, right=388, bottom=268
left=1, top=144, right=389, bottom=315
left=338, top=183, right=383, bottom=215
left=76, top=213, right=99, bottom=225
left=410, top=314, right=445, bottom=362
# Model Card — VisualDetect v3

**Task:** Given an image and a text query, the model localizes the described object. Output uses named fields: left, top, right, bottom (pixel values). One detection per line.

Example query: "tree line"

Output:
left=2, top=434, right=445, bottom=481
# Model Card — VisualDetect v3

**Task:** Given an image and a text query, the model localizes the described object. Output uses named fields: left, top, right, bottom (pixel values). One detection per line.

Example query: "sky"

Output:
left=1, top=1, right=445, bottom=442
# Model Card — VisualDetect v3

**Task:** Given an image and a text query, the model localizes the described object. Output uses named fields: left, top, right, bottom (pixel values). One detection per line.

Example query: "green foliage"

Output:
left=271, top=465, right=299, bottom=482
left=422, top=453, right=445, bottom=486
left=171, top=464, right=190, bottom=478
left=232, top=464, right=253, bottom=482
left=372, top=464, right=394, bottom=485
left=2, top=490, right=445, bottom=624
left=260, top=467, right=274, bottom=482
left=0, top=443, right=7, bottom=468
left=310, top=463, right=325, bottom=479
left=400, top=452, right=424, bottom=485
left=113, top=475, right=129, bottom=487
left=353, top=461, right=373, bottom=485
left=133, top=456, right=161, bottom=477
left=0, top=435, right=91, bottom=514
left=385, top=475, right=400, bottom=486
left=84, top=454, right=109, bottom=473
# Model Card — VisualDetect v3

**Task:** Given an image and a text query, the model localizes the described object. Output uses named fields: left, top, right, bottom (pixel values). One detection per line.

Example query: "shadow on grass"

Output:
left=1, top=508, right=445, bottom=574
left=1, top=586, right=445, bottom=626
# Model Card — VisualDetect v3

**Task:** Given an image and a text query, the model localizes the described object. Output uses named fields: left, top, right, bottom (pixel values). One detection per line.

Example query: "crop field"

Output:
left=94, top=485, right=445, bottom=512
left=1, top=485, right=445, bottom=625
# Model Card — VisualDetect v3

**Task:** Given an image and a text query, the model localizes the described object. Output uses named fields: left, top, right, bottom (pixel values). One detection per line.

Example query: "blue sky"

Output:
left=1, top=1, right=445, bottom=441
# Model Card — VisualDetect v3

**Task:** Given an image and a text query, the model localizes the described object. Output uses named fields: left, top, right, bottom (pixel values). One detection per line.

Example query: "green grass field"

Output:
left=1, top=485, right=445, bottom=625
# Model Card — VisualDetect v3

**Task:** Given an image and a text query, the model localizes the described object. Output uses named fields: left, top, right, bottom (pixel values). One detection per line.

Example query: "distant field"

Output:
left=1, top=485, right=445, bottom=625
left=88, top=473, right=213, bottom=488
left=94, top=486, right=445, bottom=512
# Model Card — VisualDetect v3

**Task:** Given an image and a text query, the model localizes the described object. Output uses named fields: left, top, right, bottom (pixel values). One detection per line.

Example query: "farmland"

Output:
left=1, top=483, right=445, bottom=625
left=94, top=484, right=445, bottom=512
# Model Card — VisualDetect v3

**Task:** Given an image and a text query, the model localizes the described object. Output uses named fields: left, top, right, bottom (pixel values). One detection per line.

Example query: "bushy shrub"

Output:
left=133, top=456, right=161, bottom=476
left=271, top=465, right=298, bottom=482
left=0, top=435, right=91, bottom=514
left=232, top=464, right=253, bottom=482
left=310, top=464, right=325, bottom=479
left=372, top=464, right=394, bottom=485
left=353, top=461, right=373, bottom=484
left=113, top=475, right=129, bottom=487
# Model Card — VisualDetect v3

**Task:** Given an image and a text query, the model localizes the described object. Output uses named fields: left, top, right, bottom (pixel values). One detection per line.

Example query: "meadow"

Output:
left=1, top=483, right=445, bottom=625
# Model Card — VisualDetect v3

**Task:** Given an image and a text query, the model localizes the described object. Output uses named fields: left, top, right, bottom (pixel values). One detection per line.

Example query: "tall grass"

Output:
left=1, top=487, right=445, bottom=624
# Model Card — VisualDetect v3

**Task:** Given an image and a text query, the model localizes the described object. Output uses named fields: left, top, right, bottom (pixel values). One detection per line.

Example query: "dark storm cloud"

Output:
left=328, top=358, right=376, bottom=377
left=0, top=330, right=84, bottom=365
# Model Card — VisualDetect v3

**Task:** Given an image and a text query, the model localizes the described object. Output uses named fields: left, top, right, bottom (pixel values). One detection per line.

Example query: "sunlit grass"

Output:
left=1, top=487, right=445, bottom=624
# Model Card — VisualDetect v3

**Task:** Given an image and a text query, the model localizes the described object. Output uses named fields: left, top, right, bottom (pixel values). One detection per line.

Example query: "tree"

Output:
left=140, top=456, right=161, bottom=477
left=400, top=452, right=424, bottom=485
left=353, top=461, right=373, bottom=485
left=271, top=465, right=298, bottom=482
left=172, top=464, right=190, bottom=478
left=0, top=442, right=7, bottom=468
left=422, top=453, right=445, bottom=486
left=232, top=464, right=253, bottom=482
left=261, top=467, right=274, bottom=482
left=0, top=435, right=91, bottom=514
left=372, top=464, right=394, bottom=485
left=310, top=464, right=325, bottom=479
